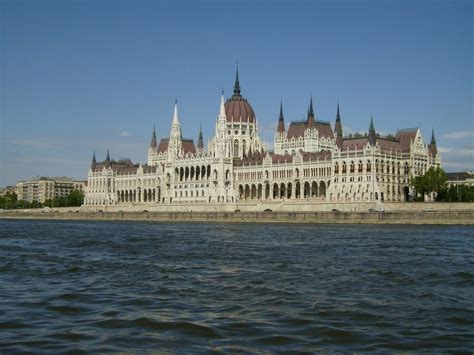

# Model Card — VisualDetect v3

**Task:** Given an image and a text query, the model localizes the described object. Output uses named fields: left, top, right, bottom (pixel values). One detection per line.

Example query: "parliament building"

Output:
left=83, top=69, right=441, bottom=207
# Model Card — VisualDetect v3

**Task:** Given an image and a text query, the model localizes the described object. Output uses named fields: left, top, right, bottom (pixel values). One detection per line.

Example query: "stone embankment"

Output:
left=1, top=203, right=473, bottom=225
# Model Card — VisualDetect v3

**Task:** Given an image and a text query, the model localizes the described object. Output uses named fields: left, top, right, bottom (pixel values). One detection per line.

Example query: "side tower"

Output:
left=147, top=125, right=158, bottom=165
left=167, top=100, right=183, bottom=161
left=273, top=101, right=286, bottom=154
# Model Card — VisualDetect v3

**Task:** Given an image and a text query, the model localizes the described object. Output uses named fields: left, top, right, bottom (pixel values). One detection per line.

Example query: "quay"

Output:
left=1, top=202, right=473, bottom=225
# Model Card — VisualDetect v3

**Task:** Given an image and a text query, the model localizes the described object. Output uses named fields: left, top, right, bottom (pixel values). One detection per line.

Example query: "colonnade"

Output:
left=238, top=180, right=327, bottom=201
left=116, top=187, right=161, bottom=204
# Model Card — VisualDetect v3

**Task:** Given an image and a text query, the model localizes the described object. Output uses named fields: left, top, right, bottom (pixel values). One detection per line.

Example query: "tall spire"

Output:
left=430, top=128, right=437, bottom=155
left=91, top=150, right=96, bottom=170
left=172, top=99, right=179, bottom=126
left=105, top=149, right=111, bottom=167
left=233, top=62, right=241, bottom=96
left=150, top=124, right=157, bottom=148
left=307, top=96, right=315, bottom=127
left=168, top=100, right=183, bottom=159
left=219, top=90, right=226, bottom=117
left=277, top=100, right=285, bottom=133
left=334, top=103, right=343, bottom=148
left=197, top=125, right=204, bottom=150
left=368, top=115, right=377, bottom=146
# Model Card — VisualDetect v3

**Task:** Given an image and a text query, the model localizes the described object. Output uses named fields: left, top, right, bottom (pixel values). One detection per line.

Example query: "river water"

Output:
left=0, top=220, right=473, bottom=352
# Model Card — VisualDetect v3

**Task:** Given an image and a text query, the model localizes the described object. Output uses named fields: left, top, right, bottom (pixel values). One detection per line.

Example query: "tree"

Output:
left=410, top=167, right=447, bottom=201
left=67, top=189, right=84, bottom=206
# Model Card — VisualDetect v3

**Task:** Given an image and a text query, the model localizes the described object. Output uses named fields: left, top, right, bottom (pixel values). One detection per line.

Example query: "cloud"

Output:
left=442, top=130, right=474, bottom=140
left=439, top=146, right=473, bottom=158
left=439, top=145, right=473, bottom=172
left=438, top=146, right=452, bottom=154
left=119, top=131, right=131, bottom=137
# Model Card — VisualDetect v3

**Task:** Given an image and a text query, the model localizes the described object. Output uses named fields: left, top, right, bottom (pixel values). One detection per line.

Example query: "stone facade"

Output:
left=84, top=70, right=441, bottom=207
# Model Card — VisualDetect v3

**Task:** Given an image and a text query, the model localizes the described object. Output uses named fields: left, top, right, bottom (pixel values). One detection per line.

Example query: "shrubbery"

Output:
left=0, top=189, right=84, bottom=209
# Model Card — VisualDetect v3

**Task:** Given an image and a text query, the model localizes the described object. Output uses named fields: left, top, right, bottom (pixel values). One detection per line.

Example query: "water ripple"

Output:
left=0, top=220, right=473, bottom=352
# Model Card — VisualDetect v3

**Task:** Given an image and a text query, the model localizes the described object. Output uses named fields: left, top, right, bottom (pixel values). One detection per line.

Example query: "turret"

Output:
left=368, top=116, right=377, bottom=146
left=277, top=101, right=285, bottom=134
left=334, top=103, right=343, bottom=149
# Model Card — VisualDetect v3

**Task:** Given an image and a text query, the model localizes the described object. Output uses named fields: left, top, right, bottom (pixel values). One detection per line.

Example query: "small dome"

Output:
left=225, top=95, right=256, bottom=124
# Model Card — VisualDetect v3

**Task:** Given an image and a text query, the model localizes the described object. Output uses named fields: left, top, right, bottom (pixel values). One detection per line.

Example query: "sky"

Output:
left=0, top=0, right=472, bottom=186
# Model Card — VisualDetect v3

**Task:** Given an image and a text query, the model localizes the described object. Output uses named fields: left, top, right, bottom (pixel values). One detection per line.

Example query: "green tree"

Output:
left=410, top=167, right=447, bottom=201
left=67, top=189, right=84, bottom=206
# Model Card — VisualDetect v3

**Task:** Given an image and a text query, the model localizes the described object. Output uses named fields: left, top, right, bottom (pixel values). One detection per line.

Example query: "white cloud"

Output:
left=442, top=130, right=474, bottom=140
left=119, top=131, right=131, bottom=137
left=438, top=146, right=452, bottom=154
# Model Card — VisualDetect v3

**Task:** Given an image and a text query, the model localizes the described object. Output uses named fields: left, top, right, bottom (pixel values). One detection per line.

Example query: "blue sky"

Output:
left=1, top=0, right=472, bottom=186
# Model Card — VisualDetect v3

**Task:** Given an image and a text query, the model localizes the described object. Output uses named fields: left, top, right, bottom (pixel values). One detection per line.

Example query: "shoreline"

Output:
left=1, top=210, right=473, bottom=225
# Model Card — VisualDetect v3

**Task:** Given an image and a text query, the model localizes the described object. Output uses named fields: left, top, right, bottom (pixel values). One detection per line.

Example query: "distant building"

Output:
left=0, top=186, right=16, bottom=197
left=84, top=68, right=441, bottom=206
left=16, top=177, right=86, bottom=203
left=446, top=172, right=474, bottom=187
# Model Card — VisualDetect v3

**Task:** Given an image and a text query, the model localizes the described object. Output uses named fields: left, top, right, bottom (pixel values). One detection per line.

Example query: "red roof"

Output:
left=342, top=137, right=368, bottom=151
left=157, top=138, right=196, bottom=154
left=395, top=129, right=418, bottom=152
left=225, top=96, right=256, bottom=123
left=287, top=121, right=334, bottom=139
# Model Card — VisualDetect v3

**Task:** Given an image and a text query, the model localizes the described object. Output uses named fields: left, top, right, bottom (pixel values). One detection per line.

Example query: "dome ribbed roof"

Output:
left=225, top=96, right=256, bottom=123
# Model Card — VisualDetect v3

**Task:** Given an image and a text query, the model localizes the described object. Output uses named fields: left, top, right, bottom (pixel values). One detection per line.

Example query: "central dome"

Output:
left=225, top=68, right=256, bottom=124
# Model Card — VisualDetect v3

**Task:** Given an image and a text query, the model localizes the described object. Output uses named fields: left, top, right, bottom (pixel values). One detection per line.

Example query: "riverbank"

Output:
left=1, top=209, right=473, bottom=224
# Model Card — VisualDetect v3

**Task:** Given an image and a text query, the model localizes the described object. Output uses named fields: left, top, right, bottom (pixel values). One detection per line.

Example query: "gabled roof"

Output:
left=92, top=159, right=137, bottom=173
left=286, top=120, right=334, bottom=139
left=342, top=137, right=369, bottom=151
left=395, top=128, right=418, bottom=152
left=157, top=138, right=196, bottom=154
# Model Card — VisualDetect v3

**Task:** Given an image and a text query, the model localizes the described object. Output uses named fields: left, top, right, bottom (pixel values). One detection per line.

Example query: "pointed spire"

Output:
left=233, top=62, right=241, bottom=96
left=172, top=99, right=179, bottom=125
left=430, top=128, right=437, bottom=155
left=334, top=103, right=343, bottom=148
left=368, top=115, right=377, bottom=146
left=91, top=150, right=96, bottom=170
left=105, top=149, right=111, bottom=167
left=197, top=125, right=204, bottom=150
left=219, top=90, right=226, bottom=117
left=277, top=100, right=285, bottom=133
left=307, top=96, right=315, bottom=127
left=150, top=124, right=157, bottom=148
